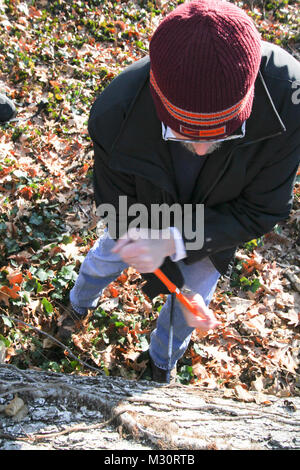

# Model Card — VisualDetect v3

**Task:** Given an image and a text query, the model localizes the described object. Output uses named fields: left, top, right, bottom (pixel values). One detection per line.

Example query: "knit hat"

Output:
left=149, top=0, right=261, bottom=140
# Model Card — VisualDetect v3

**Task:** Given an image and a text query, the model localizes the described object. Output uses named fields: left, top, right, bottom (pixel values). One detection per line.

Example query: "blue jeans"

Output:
left=70, top=229, right=220, bottom=370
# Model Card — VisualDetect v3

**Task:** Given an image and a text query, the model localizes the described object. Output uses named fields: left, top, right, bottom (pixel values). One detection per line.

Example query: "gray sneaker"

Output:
left=0, top=94, right=17, bottom=122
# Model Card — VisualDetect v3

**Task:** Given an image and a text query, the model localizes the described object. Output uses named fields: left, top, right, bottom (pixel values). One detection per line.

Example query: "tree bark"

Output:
left=0, top=364, right=299, bottom=450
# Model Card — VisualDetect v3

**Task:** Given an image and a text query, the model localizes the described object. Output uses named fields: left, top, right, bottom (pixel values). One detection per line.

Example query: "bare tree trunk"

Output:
left=0, top=364, right=299, bottom=450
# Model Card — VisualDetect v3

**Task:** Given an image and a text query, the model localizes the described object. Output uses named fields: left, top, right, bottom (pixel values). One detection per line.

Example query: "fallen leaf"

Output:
left=234, top=385, right=255, bottom=402
left=250, top=374, right=265, bottom=392
left=109, top=286, right=119, bottom=298
left=99, top=297, right=119, bottom=312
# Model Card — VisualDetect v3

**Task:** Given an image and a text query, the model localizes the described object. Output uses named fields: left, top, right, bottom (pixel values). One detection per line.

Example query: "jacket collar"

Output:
left=239, top=70, right=286, bottom=145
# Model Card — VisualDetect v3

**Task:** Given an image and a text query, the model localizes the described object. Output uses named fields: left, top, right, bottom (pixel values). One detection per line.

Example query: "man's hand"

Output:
left=111, top=227, right=176, bottom=273
left=181, top=292, right=220, bottom=331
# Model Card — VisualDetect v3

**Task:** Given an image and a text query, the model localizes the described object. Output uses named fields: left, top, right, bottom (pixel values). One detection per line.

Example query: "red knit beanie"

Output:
left=149, top=0, right=261, bottom=140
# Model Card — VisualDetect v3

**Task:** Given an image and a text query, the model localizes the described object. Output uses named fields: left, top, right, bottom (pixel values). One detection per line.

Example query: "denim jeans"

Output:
left=70, top=229, right=220, bottom=370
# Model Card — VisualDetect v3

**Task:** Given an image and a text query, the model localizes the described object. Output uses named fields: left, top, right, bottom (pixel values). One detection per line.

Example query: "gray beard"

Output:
left=180, top=141, right=222, bottom=155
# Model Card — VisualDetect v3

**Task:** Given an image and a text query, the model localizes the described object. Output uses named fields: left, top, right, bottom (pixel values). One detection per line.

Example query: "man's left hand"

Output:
left=111, top=227, right=176, bottom=273
left=180, top=292, right=220, bottom=330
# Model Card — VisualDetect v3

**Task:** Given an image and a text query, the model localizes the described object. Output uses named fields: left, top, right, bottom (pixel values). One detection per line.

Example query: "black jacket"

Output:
left=88, top=41, right=300, bottom=298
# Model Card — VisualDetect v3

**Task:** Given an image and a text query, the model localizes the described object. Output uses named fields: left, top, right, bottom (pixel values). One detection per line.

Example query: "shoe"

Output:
left=0, top=94, right=17, bottom=122
left=136, top=350, right=152, bottom=381
left=149, top=357, right=177, bottom=384
left=57, top=305, right=88, bottom=342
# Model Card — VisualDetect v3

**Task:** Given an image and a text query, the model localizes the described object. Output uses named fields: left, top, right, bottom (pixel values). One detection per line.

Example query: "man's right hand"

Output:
left=111, top=227, right=176, bottom=273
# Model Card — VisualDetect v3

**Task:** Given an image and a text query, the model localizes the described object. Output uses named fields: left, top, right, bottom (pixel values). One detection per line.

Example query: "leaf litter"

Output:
left=0, top=0, right=299, bottom=401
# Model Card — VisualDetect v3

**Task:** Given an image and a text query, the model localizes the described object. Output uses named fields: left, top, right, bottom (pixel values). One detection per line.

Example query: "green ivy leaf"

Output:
left=29, top=213, right=43, bottom=225
left=62, top=235, right=73, bottom=244
left=0, top=334, right=11, bottom=347
left=249, top=278, right=261, bottom=293
left=2, top=316, right=13, bottom=328
left=178, top=365, right=193, bottom=384
left=35, top=269, right=50, bottom=282
left=42, top=297, right=53, bottom=314
left=138, top=335, right=149, bottom=352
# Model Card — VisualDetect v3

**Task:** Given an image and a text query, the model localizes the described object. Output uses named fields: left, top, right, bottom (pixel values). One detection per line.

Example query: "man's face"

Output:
left=171, top=129, right=222, bottom=156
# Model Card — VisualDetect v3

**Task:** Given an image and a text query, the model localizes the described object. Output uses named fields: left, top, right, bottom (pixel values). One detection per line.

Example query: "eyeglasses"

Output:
left=162, top=121, right=246, bottom=144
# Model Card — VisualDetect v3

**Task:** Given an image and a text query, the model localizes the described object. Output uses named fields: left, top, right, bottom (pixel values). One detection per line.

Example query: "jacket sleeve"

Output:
left=92, top=140, right=185, bottom=298
left=93, top=140, right=137, bottom=236
left=182, top=130, right=299, bottom=264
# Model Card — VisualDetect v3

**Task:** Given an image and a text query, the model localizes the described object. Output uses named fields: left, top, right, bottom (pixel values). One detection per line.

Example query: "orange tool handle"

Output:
left=154, top=269, right=205, bottom=319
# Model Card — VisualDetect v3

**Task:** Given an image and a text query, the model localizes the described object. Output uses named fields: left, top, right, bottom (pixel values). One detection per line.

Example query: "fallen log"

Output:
left=0, top=364, right=299, bottom=450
